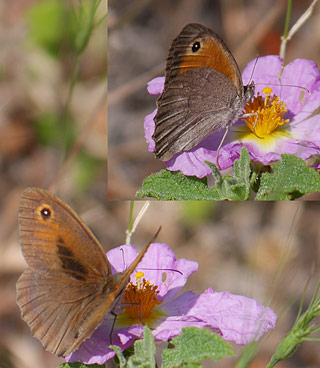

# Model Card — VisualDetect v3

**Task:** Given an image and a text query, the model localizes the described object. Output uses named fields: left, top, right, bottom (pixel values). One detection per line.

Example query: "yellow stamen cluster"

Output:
left=243, top=87, right=290, bottom=137
left=122, top=273, right=163, bottom=319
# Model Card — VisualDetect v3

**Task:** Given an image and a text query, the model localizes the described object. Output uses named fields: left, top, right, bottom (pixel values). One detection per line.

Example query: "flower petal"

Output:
left=147, top=76, right=165, bottom=95
left=280, top=59, right=320, bottom=114
left=107, top=244, right=137, bottom=274
left=133, top=243, right=198, bottom=302
left=65, top=318, right=134, bottom=365
left=242, top=55, right=283, bottom=95
left=144, top=109, right=156, bottom=152
left=188, top=289, right=277, bottom=345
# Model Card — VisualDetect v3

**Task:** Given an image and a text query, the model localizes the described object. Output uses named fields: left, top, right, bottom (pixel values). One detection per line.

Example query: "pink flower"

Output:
left=66, top=243, right=277, bottom=365
left=145, top=56, right=320, bottom=178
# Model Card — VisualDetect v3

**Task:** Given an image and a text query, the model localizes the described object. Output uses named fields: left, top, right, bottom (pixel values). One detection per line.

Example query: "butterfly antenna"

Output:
left=138, top=267, right=183, bottom=275
left=255, top=82, right=309, bottom=93
left=148, top=226, right=162, bottom=245
left=248, top=55, right=259, bottom=84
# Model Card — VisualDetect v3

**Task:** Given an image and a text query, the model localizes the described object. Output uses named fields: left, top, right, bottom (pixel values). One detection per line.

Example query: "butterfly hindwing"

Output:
left=154, top=67, right=241, bottom=159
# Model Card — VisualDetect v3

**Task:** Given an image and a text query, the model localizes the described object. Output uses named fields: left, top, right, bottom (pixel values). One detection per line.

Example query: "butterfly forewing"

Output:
left=16, top=187, right=154, bottom=356
left=18, top=187, right=111, bottom=281
left=164, top=23, right=243, bottom=94
left=153, top=23, right=248, bottom=160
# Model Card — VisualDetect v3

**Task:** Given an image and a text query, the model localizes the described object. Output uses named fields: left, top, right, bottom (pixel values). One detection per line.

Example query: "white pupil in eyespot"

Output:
left=41, top=208, right=51, bottom=218
left=192, top=42, right=201, bottom=52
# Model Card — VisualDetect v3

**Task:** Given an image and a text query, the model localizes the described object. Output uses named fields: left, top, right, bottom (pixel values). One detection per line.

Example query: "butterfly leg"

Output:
left=121, top=302, right=146, bottom=326
left=109, top=304, right=145, bottom=345
left=109, top=310, right=118, bottom=345
left=242, top=112, right=263, bottom=139
left=216, top=127, right=230, bottom=170
left=252, top=113, right=263, bottom=139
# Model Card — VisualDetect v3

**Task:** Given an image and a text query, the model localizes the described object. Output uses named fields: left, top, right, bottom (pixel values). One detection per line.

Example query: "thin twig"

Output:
left=108, top=63, right=164, bottom=105
left=280, top=0, right=320, bottom=60
left=125, top=201, right=150, bottom=244
left=234, top=1, right=286, bottom=66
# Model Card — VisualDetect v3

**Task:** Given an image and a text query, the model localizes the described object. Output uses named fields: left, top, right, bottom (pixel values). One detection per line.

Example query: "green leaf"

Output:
left=162, top=327, right=235, bottom=368
left=234, top=145, right=252, bottom=191
left=255, top=154, right=320, bottom=200
left=127, top=326, right=156, bottom=368
left=137, top=147, right=252, bottom=200
left=136, top=170, right=220, bottom=200
left=205, top=146, right=252, bottom=200
left=59, top=362, right=104, bottom=368
left=110, top=345, right=128, bottom=368
left=110, top=326, right=156, bottom=368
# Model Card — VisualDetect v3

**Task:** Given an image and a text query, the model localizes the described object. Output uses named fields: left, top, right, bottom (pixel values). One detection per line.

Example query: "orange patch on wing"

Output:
left=179, top=37, right=239, bottom=89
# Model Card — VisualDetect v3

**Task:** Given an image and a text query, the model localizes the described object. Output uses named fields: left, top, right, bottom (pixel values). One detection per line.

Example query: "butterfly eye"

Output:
left=40, top=207, right=52, bottom=220
left=192, top=41, right=201, bottom=52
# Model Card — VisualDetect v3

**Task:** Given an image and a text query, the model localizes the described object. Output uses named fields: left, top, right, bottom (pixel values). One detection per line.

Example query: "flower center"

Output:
left=122, top=272, right=163, bottom=319
left=242, top=87, right=290, bottom=137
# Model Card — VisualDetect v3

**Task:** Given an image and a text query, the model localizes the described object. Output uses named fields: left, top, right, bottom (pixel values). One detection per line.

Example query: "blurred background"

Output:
left=1, top=200, right=320, bottom=367
left=108, top=0, right=320, bottom=199
left=0, top=0, right=107, bottom=203
left=0, top=0, right=108, bottom=364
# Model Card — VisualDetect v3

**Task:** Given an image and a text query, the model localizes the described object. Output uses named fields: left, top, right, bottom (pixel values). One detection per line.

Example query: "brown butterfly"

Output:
left=153, top=23, right=255, bottom=161
left=16, top=187, right=156, bottom=356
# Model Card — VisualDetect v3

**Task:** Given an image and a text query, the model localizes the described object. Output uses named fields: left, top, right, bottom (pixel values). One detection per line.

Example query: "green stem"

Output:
left=283, top=0, right=292, bottom=40
left=301, top=337, right=320, bottom=342
left=65, top=56, right=80, bottom=112
left=279, top=0, right=292, bottom=62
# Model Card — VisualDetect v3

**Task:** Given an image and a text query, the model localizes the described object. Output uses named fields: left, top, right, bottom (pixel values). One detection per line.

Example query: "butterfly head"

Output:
left=244, top=81, right=255, bottom=104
